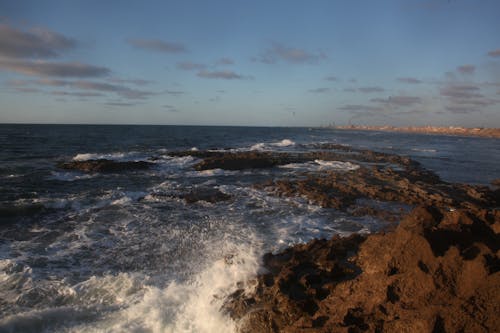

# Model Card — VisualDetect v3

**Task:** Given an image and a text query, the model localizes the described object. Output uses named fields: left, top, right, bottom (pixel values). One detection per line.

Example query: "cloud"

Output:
left=0, top=59, right=110, bottom=77
left=324, top=76, right=338, bottom=81
left=216, top=57, right=234, bottom=65
left=343, top=87, right=356, bottom=92
left=197, top=70, right=244, bottom=79
left=52, top=91, right=103, bottom=97
left=107, top=78, right=152, bottom=86
left=162, top=105, right=180, bottom=112
left=397, top=77, right=422, bottom=84
left=104, top=102, right=137, bottom=107
left=440, top=85, right=482, bottom=99
left=445, top=105, right=479, bottom=114
left=0, top=23, right=76, bottom=58
left=457, top=64, right=475, bottom=74
left=164, top=90, right=185, bottom=95
left=487, top=49, right=500, bottom=58
left=337, top=104, right=384, bottom=112
left=17, top=78, right=155, bottom=99
left=13, top=87, right=41, bottom=93
left=370, top=96, right=422, bottom=107
left=176, top=61, right=206, bottom=71
left=308, top=88, right=330, bottom=93
left=358, top=86, right=385, bottom=93
left=127, top=38, right=187, bottom=53
left=254, top=42, right=326, bottom=64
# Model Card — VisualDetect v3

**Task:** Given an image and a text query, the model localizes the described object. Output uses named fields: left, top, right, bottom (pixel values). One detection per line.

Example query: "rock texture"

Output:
left=57, top=159, right=153, bottom=172
left=203, top=148, right=500, bottom=332
left=223, top=206, right=500, bottom=332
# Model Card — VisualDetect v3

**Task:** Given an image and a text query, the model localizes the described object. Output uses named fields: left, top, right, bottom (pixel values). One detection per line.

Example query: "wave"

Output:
left=280, top=160, right=360, bottom=172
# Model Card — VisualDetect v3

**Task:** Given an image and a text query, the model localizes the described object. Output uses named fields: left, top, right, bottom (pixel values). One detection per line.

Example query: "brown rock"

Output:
left=224, top=206, right=500, bottom=332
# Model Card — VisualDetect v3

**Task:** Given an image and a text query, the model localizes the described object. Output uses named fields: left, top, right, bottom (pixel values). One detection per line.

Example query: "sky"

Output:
left=0, top=0, right=499, bottom=127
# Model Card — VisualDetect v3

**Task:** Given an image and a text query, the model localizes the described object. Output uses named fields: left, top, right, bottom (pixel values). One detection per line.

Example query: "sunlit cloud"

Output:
left=397, top=77, right=422, bottom=84
left=0, top=59, right=110, bottom=77
left=358, top=86, right=385, bottom=93
left=176, top=61, right=206, bottom=70
left=457, top=64, right=475, bottom=74
left=254, top=42, right=326, bottom=64
left=127, top=38, right=187, bottom=53
left=0, top=23, right=76, bottom=58
left=197, top=70, right=245, bottom=79
left=308, top=88, right=330, bottom=93
left=487, top=49, right=500, bottom=57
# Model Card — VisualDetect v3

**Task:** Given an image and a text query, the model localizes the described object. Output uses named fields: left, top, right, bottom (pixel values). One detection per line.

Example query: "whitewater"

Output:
left=0, top=125, right=498, bottom=332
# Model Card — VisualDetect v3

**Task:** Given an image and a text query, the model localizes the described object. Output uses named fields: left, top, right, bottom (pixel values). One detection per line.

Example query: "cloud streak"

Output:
left=177, top=61, right=206, bottom=71
left=0, top=59, right=110, bottom=78
left=358, top=86, right=385, bottom=93
left=197, top=70, right=245, bottom=80
left=457, top=64, right=475, bottom=74
left=397, top=77, right=422, bottom=84
left=371, top=96, right=422, bottom=107
left=308, top=88, right=330, bottom=93
left=127, top=38, right=187, bottom=53
left=254, top=42, right=326, bottom=64
left=487, top=49, right=500, bottom=58
left=0, top=24, right=76, bottom=58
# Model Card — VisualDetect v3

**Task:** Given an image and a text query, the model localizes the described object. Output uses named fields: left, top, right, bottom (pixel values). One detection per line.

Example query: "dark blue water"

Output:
left=0, top=125, right=498, bottom=332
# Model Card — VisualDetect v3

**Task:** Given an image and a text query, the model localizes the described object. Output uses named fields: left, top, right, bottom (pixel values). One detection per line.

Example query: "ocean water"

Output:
left=0, top=124, right=498, bottom=332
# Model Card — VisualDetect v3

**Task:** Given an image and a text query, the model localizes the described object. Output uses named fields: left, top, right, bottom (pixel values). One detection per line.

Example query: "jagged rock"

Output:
left=57, top=159, right=153, bottom=173
left=223, top=206, right=500, bottom=332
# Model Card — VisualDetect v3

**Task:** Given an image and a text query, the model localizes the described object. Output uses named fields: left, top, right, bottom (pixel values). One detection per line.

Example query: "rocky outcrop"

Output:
left=223, top=206, right=500, bottom=332
left=210, top=147, right=500, bottom=332
left=57, top=159, right=154, bottom=173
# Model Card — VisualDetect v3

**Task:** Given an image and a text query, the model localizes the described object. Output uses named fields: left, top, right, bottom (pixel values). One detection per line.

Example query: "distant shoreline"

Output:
left=336, top=125, right=500, bottom=138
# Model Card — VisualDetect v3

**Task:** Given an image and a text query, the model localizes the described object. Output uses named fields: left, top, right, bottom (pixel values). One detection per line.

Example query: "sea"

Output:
left=0, top=124, right=499, bottom=333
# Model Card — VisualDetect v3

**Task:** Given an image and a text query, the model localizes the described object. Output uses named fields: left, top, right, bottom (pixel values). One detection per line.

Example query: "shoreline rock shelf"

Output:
left=161, top=148, right=499, bottom=332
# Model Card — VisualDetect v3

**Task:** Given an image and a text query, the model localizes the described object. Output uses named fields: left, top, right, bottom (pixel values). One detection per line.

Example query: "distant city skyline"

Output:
left=1, top=0, right=499, bottom=127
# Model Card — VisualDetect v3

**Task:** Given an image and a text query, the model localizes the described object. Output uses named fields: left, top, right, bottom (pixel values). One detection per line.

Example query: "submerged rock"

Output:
left=181, top=188, right=231, bottom=204
left=57, top=159, right=154, bottom=173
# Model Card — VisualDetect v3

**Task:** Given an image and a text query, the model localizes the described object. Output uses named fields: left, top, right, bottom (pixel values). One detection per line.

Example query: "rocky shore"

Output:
left=336, top=125, right=500, bottom=138
left=57, top=146, right=499, bottom=332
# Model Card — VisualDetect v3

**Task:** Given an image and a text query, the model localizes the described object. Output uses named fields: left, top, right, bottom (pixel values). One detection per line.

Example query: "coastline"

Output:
left=335, top=125, right=500, bottom=138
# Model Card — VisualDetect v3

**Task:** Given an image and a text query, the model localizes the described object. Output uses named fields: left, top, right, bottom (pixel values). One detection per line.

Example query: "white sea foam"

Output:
left=249, top=139, right=295, bottom=151
left=72, top=151, right=147, bottom=162
left=281, top=160, right=359, bottom=172
left=272, top=139, right=295, bottom=147
left=50, top=171, right=98, bottom=182
left=411, top=148, right=437, bottom=153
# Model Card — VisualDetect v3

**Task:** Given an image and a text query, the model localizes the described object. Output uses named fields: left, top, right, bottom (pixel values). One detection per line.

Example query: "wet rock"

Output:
left=181, top=188, right=231, bottom=204
left=57, top=159, right=153, bottom=173
left=224, top=206, right=500, bottom=332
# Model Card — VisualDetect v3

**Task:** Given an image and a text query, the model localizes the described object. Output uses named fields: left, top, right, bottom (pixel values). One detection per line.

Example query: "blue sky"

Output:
left=1, top=0, right=499, bottom=126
